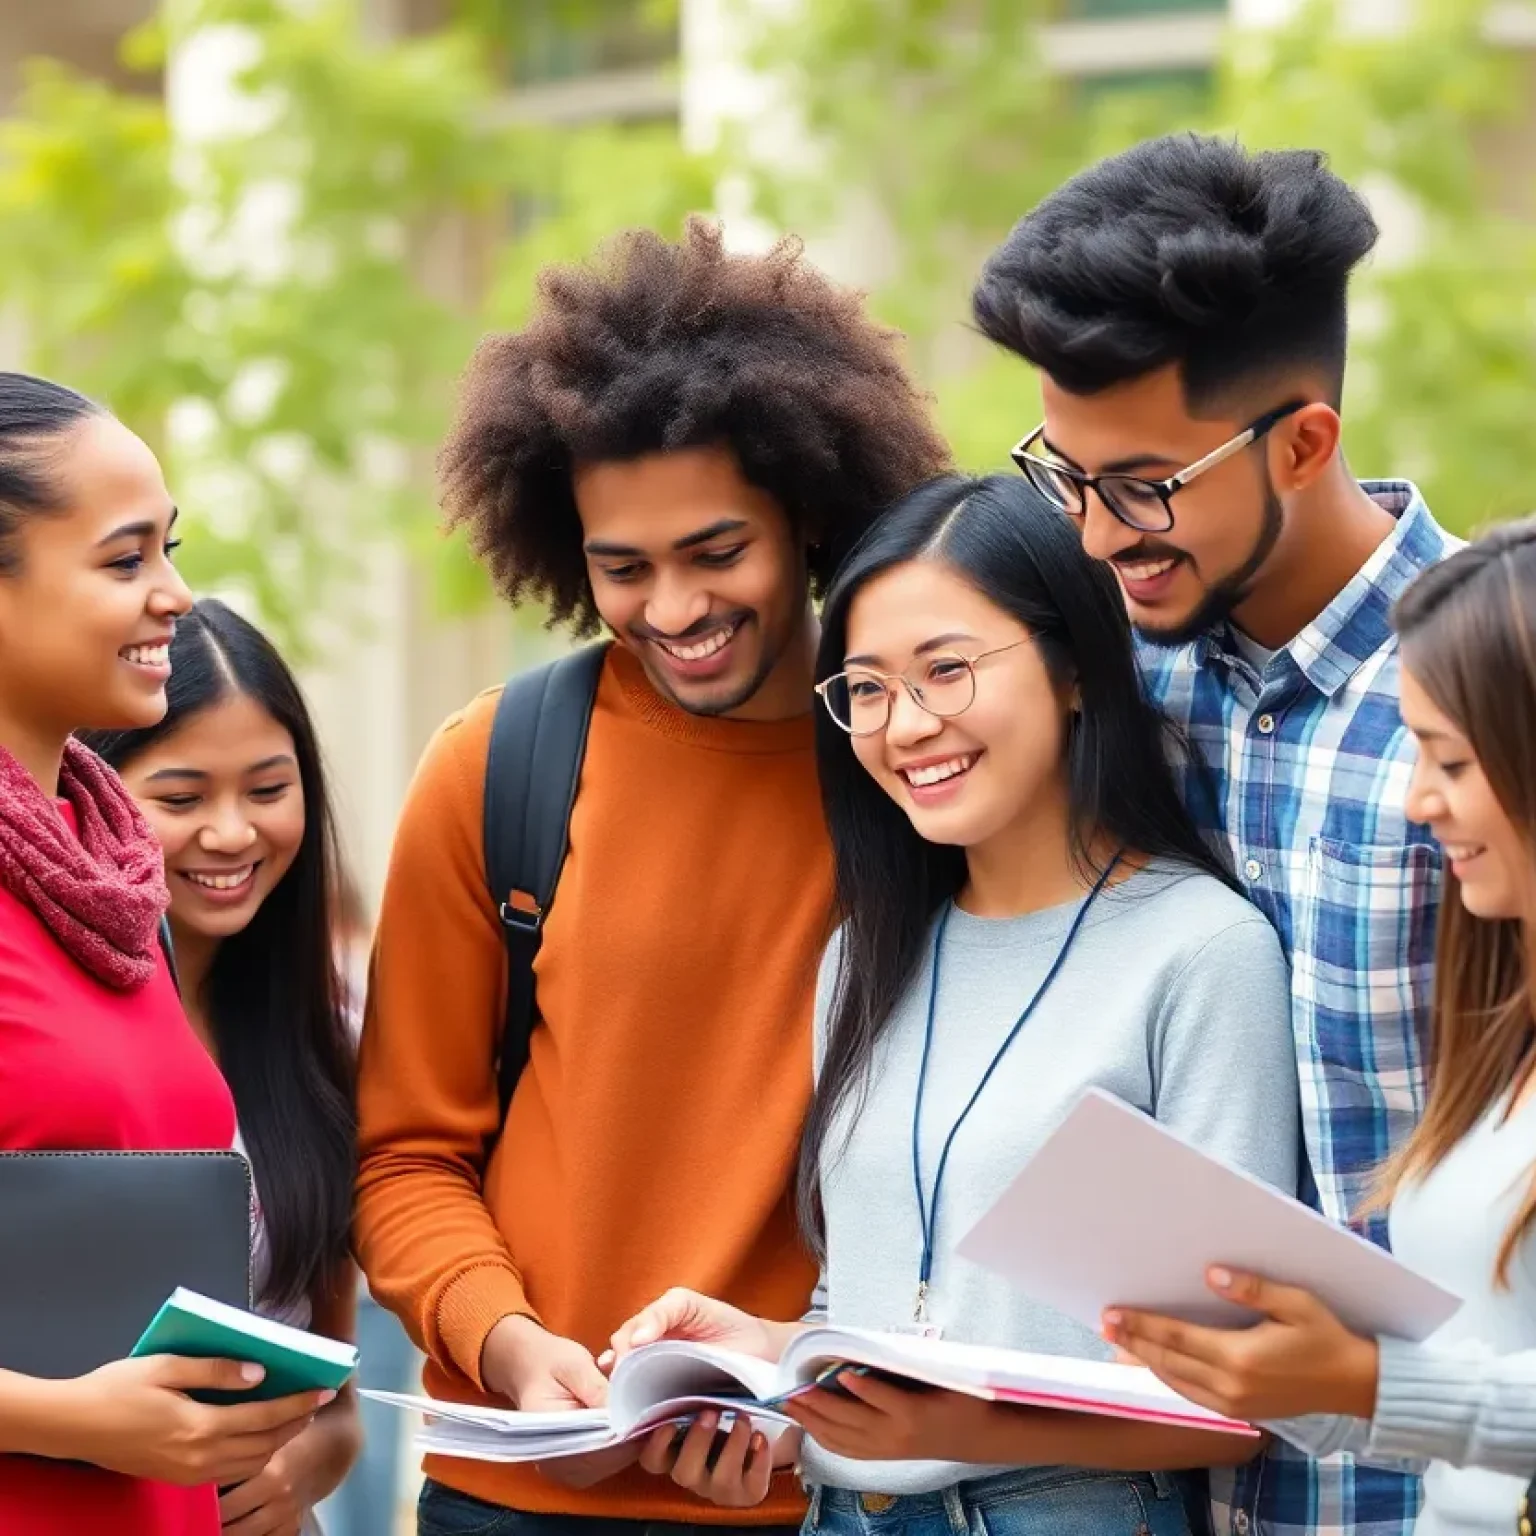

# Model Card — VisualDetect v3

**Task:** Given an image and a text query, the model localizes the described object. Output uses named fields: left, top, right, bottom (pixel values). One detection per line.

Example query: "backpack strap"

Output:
left=484, top=642, right=607, bottom=1125
left=158, top=915, right=181, bottom=996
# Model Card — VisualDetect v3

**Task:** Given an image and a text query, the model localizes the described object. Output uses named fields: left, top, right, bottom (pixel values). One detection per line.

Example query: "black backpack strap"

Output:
left=484, top=642, right=607, bottom=1124
left=158, top=916, right=181, bottom=995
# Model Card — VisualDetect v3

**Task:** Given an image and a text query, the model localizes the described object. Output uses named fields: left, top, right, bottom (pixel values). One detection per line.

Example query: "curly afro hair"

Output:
left=440, top=217, right=952, bottom=634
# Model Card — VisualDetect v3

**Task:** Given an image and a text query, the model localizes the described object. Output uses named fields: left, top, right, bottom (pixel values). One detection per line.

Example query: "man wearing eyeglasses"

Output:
left=972, top=134, right=1457, bottom=1536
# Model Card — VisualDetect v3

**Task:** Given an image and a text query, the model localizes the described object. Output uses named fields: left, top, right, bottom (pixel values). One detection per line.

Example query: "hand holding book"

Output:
left=607, top=1288, right=800, bottom=1369
left=367, top=1291, right=1253, bottom=1483
left=478, top=1315, right=640, bottom=1491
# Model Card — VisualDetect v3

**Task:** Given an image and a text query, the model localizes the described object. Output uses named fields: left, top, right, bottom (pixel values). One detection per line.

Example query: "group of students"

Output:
left=0, top=128, right=1533, bottom=1536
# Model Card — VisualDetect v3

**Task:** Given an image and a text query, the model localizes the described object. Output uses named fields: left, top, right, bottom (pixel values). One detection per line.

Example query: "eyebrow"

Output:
left=96, top=506, right=179, bottom=548
left=142, top=753, right=296, bottom=783
left=584, top=517, right=750, bottom=560
left=844, top=631, right=981, bottom=667
left=1040, top=438, right=1176, bottom=477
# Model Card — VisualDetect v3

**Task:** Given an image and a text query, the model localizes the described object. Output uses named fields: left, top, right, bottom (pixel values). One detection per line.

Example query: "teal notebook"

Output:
left=132, top=1287, right=358, bottom=1403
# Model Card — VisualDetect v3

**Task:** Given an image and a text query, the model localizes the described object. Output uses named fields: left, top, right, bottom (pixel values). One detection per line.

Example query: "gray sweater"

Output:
left=1272, top=1094, right=1536, bottom=1536
left=803, top=860, right=1300, bottom=1496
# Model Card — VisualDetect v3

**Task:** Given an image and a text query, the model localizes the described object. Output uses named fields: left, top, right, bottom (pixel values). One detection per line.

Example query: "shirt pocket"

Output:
left=1298, top=837, right=1440, bottom=992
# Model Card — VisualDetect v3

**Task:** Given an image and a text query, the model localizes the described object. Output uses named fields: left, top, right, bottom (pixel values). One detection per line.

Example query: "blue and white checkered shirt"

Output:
left=1137, top=483, right=1456, bottom=1536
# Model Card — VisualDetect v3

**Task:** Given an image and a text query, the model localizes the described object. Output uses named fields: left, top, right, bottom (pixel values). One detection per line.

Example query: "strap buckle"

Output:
left=499, top=891, right=543, bottom=934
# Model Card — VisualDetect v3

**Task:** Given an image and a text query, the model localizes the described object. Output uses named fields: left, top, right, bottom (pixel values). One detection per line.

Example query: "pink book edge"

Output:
left=987, top=1384, right=1258, bottom=1437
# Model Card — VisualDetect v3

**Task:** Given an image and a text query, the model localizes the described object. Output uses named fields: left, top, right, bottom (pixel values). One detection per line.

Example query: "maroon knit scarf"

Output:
left=0, top=739, right=169, bottom=991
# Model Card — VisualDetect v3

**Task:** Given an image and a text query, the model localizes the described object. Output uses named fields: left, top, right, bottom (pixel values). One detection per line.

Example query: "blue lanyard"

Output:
left=910, top=853, right=1123, bottom=1326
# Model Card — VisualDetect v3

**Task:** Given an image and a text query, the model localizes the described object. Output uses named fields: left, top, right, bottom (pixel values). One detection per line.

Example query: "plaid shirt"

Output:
left=1137, top=483, right=1456, bottom=1536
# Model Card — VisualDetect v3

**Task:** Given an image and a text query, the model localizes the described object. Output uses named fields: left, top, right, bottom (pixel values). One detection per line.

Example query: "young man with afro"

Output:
left=354, top=219, right=951, bottom=1536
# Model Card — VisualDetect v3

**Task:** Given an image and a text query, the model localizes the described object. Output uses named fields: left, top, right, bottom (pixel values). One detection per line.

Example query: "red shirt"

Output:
left=0, top=806, right=236, bottom=1536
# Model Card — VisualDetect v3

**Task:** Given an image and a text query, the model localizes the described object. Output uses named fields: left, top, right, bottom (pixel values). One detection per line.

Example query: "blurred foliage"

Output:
left=739, top=0, right=1536, bottom=531
left=0, top=0, right=700, bottom=648
left=0, top=0, right=1530, bottom=658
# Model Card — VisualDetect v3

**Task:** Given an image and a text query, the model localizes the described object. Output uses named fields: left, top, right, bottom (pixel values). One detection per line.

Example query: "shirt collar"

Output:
left=1200, top=481, right=1452, bottom=699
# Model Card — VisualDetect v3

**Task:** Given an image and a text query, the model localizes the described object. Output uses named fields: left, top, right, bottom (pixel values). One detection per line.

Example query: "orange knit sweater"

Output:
left=355, top=646, right=829, bottom=1521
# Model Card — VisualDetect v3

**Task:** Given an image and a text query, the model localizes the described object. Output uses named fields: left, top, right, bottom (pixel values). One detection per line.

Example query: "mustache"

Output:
left=1110, top=543, right=1186, bottom=567
left=628, top=611, right=751, bottom=645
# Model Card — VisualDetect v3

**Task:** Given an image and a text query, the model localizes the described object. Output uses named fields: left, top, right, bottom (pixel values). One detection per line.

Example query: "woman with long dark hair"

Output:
left=0, top=374, right=331, bottom=1536
left=1106, top=516, right=1536, bottom=1536
left=609, top=475, right=1299, bottom=1535
left=84, top=598, right=361, bottom=1534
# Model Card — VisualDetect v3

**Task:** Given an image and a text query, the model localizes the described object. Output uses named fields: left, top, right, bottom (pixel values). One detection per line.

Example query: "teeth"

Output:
left=903, top=755, right=977, bottom=787
left=184, top=867, right=254, bottom=892
left=122, top=644, right=169, bottom=667
left=1119, top=558, right=1178, bottom=582
left=659, top=625, right=736, bottom=662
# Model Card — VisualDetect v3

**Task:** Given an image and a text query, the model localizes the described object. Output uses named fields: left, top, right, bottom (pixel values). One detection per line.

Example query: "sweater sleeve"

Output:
left=353, top=694, right=536, bottom=1389
left=1261, top=1335, right=1536, bottom=1477
left=1261, top=1412, right=1424, bottom=1475
left=1151, top=915, right=1301, bottom=1193
left=1359, top=1334, right=1536, bottom=1476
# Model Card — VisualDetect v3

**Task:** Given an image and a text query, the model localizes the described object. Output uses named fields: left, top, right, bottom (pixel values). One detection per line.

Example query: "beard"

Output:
left=632, top=611, right=788, bottom=719
left=1132, top=481, right=1285, bottom=650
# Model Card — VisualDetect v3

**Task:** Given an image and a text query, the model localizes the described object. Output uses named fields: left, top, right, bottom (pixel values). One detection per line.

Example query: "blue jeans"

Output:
left=317, top=1293, right=421, bottom=1536
left=805, top=1468, right=1193, bottom=1536
left=416, top=1481, right=801, bottom=1536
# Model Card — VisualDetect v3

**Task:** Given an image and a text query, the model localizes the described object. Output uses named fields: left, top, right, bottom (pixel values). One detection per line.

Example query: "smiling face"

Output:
left=575, top=444, right=813, bottom=721
left=1402, top=666, right=1535, bottom=924
left=116, top=691, right=306, bottom=942
left=1038, top=367, right=1294, bottom=644
left=0, top=414, right=192, bottom=741
left=842, top=559, right=1073, bottom=851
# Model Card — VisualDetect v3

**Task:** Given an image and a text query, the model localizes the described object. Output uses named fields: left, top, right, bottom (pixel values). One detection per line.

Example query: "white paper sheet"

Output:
left=956, top=1088, right=1460, bottom=1340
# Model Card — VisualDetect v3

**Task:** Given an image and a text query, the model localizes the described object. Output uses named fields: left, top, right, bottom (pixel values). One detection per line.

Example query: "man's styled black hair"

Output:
left=973, top=133, right=1379, bottom=411
left=441, top=217, right=951, bottom=635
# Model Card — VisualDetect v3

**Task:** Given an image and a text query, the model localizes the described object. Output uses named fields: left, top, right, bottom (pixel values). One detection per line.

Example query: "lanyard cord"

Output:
left=910, top=852, right=1123, bottom=1319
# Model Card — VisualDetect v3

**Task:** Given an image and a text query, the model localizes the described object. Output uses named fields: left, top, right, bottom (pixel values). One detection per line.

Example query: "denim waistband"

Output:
left=806, top=1466, right=1180, bottom=1533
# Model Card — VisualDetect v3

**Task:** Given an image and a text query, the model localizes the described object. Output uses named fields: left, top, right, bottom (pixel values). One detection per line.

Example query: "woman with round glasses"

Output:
left=607, top=475, right=1300, bottom=1536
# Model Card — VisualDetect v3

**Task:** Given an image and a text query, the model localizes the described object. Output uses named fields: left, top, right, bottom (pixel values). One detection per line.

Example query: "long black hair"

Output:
left=799, top=474, right=1234, bottom=1252
left=81, top=600, right=356, bottom=1310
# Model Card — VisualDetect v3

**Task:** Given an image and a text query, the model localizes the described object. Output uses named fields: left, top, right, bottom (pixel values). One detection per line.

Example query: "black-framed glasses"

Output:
left=815, top=641, right=1029, bottom=737
left=1009, top=401, right=1306, bottom=533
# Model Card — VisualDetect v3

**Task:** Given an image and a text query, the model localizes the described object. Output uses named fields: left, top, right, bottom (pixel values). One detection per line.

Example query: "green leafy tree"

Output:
left=3, top=0, right=1529, bottom=660
left=0, top=0, right=706, bottom=644
left=738, top=0, right=1536, bottom=532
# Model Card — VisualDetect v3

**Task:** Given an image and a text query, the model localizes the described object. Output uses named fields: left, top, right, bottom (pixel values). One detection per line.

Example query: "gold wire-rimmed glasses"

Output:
left=815, top=641, right=1030, bottom=737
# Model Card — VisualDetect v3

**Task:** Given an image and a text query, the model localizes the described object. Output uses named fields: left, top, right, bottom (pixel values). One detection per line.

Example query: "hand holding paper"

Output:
left=1103, top=1266, right=1381, bottom=1424
left=956, top=1089, right=1458, bottom=1342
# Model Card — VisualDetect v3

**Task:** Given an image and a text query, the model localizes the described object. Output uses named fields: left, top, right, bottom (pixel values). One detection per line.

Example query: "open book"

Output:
left=364, top=1324, right=1255, bottom=1463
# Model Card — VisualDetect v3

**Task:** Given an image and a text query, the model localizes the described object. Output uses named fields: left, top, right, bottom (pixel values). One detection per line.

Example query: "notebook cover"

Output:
left=132, top=1293, right=356, bottom=1402
left=0, top=1150, right=252, bottom=1380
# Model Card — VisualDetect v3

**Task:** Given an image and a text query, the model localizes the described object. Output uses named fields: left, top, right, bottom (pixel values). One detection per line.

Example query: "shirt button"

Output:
left=1243, top=858, right=1262, bottom=882
left=1257, top=713, right=1275, bottom=734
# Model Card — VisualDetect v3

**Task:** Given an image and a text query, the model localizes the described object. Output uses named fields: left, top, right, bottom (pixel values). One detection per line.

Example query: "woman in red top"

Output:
left=0, top=372, right=330, bottom=1536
